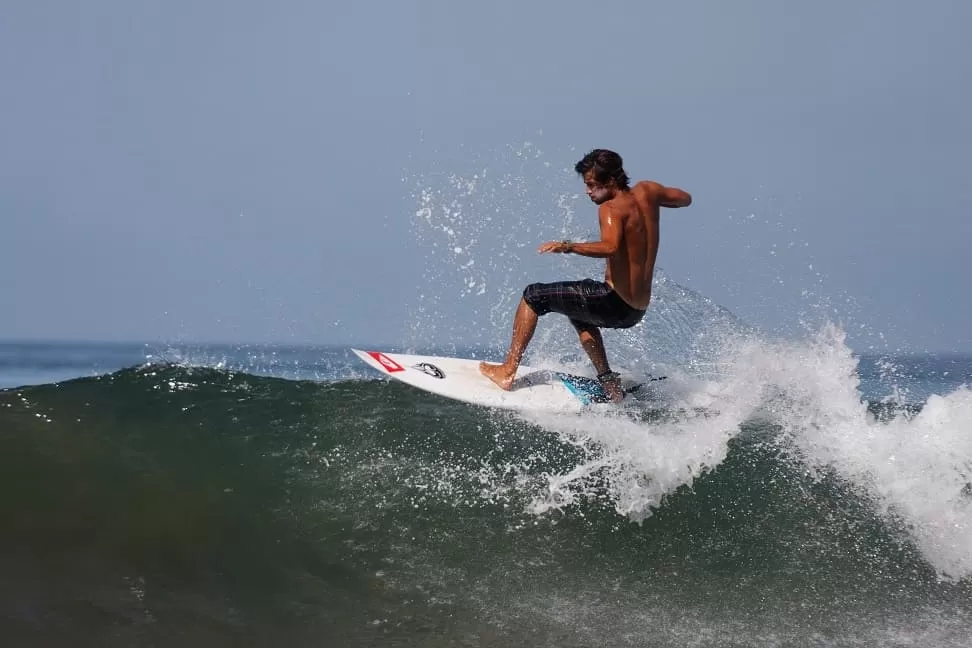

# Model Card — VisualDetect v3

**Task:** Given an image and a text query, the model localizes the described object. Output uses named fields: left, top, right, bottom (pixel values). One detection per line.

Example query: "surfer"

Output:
left=479, top=149, right=692, bottom=402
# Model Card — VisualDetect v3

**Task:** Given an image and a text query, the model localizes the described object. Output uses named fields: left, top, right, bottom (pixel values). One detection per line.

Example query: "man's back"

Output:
left=605, top=181, right=665, bottom=310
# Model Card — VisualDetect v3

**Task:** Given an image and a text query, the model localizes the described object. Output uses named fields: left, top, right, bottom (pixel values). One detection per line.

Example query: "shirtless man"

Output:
left=479, top=149, right=692, bottom=402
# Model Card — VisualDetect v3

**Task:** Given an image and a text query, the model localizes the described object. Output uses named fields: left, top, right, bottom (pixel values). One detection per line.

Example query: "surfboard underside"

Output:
left=351, top=348, right=639, bottom=413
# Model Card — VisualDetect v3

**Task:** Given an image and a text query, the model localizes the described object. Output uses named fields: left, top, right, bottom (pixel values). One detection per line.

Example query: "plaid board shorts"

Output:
left=522, top=279, right=645, bottom=329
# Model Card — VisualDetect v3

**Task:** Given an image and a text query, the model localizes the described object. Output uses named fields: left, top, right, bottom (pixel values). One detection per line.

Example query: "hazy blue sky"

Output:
left=2, top=1, right=970, bottom=352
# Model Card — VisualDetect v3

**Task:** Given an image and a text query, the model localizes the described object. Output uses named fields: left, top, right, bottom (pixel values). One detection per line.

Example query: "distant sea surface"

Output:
left=2, top=339, right=971, bottom=647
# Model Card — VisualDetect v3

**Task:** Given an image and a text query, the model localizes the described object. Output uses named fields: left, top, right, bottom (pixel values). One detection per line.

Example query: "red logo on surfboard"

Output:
left=368, top=351, right=405, bottom=373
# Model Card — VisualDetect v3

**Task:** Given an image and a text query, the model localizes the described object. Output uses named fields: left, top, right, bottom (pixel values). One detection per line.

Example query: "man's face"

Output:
left=583, top=171, right=614, bottom=205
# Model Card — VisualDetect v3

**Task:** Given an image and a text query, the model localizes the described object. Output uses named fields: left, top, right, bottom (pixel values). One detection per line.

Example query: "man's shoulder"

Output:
left=632, top=180, right=661, bottom=194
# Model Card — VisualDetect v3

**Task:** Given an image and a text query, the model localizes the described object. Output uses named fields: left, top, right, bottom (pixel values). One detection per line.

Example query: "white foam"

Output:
left=519, top=323, right=972, bottom=580
left=740, top=325, right=972, bottom=580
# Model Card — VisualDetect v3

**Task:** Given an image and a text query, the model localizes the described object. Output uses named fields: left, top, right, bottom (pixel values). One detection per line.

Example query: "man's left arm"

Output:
left=538, top=204, right=621, bottom=258
left=647, top=181, right=692, bottom=208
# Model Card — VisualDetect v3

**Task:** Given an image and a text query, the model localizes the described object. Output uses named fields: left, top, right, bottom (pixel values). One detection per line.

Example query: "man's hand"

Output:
left=538, top=240, right=572, bottom=254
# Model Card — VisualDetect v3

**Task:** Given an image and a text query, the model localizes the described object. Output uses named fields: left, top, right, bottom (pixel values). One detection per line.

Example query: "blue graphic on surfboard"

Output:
left=352, top=348, right=661, bottom=413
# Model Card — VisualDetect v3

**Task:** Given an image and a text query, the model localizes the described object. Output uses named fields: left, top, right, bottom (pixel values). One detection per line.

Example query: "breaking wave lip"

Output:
left=511, top=323, right=972, bottom=582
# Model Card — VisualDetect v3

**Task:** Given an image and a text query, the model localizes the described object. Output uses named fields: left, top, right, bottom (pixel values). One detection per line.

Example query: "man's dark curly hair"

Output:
left=574, top=149, right=630, bottom=190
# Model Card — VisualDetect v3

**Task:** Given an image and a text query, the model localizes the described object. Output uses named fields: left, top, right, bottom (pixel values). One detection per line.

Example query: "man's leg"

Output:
left=479, top=297, right=539, bottom=390
left=571, top=320, right=624, bottom=402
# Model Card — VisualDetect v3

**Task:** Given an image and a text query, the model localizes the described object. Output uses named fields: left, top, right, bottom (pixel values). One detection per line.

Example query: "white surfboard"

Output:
left=351, top=348, right=649, bottom=413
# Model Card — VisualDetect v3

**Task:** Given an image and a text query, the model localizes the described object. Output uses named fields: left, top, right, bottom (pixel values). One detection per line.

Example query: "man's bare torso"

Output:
left=603, top=181, right=664, bottom=311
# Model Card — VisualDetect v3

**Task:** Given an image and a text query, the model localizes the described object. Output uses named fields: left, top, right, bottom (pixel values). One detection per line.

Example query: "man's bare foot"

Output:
left=479, top=362, right=516, bottom=391
left=599, top=375, right=625, bottom=403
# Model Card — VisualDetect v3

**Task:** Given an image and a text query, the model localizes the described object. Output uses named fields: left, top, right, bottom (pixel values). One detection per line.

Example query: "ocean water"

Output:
left=1, top=332, right=971, bottom=647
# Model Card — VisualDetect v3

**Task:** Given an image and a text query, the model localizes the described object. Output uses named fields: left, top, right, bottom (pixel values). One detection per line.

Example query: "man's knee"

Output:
left=522, top=283, right=550, bottom=316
